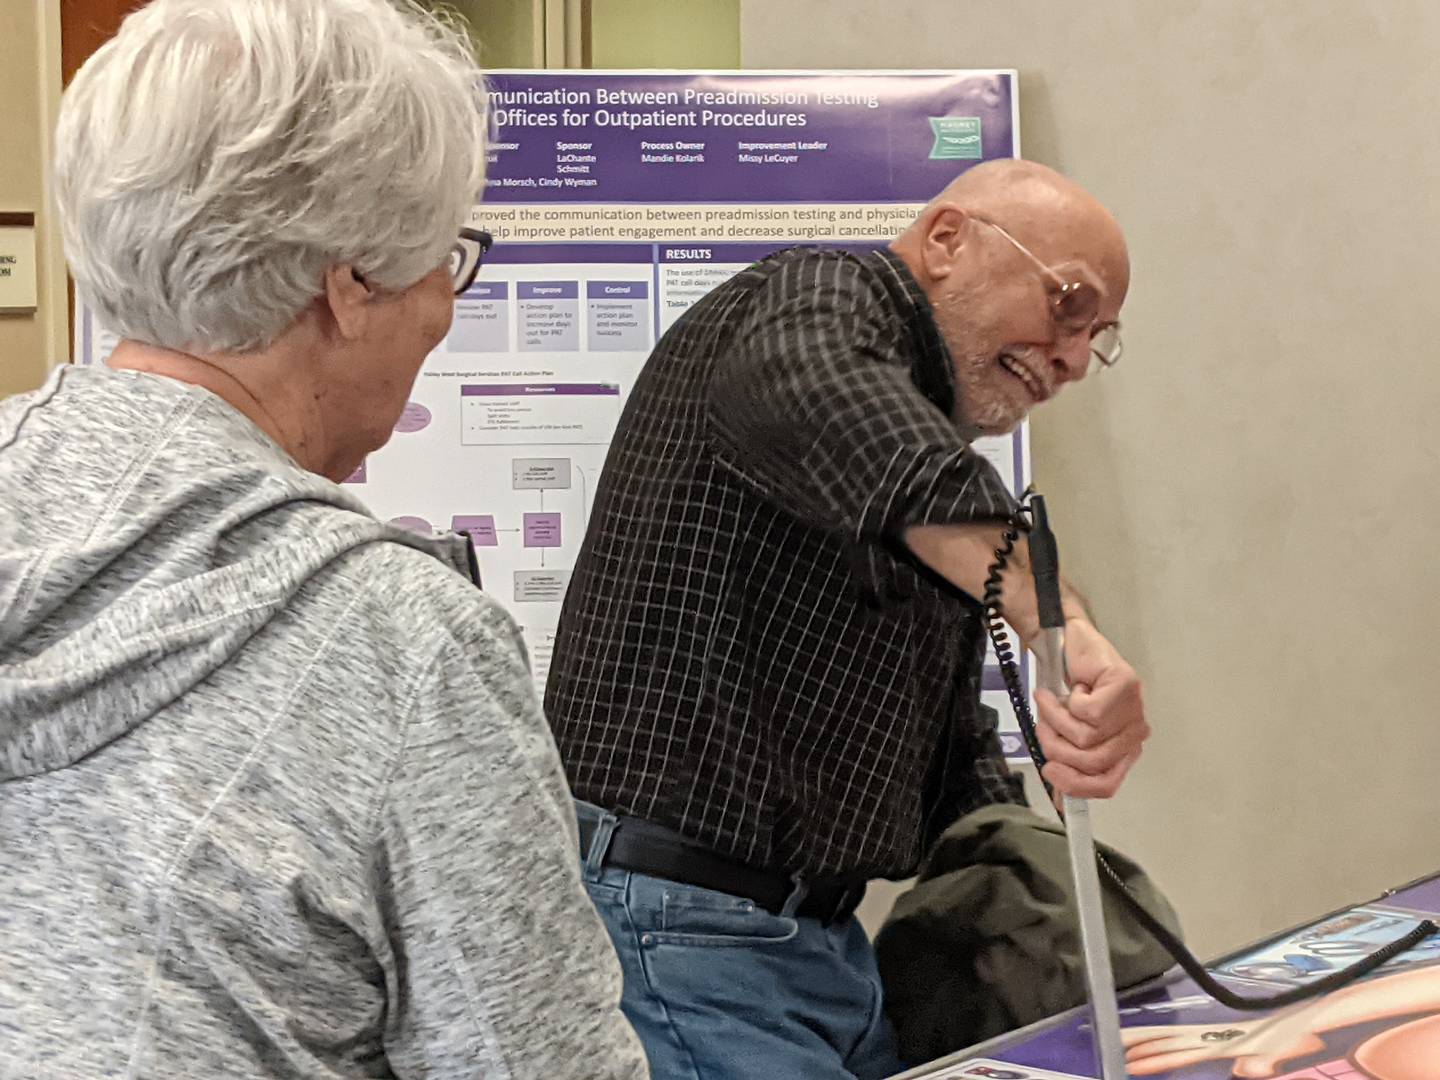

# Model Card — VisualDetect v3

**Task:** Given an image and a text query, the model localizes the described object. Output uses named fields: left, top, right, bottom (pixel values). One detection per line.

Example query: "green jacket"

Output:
left=874, top=803, right=1182, bottom=1065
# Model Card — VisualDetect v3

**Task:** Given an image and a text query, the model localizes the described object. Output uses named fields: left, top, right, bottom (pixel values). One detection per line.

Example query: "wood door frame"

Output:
left=61, top=0, right=143, bottom=85
left=55, top=0, right=145, bottom=363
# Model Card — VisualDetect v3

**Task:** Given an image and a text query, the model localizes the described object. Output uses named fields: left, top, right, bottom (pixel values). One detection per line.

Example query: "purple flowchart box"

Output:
left=388, top=516, right=432, bottom=535
left=518, top=281, right=579, bottom=300
left=518, top=281, right=580, bottom=351
left=394, top=401, right=432, bottom=433
left=451, top=280, right=510, bottom=353
left=587, top=279, right=650, bottom=352
left=586, top=280, right=649, bottom=299
left=461, top=382, right=621, bottom=446
left=523, top=512, right=562, bottom=547
left=462, top=281, right=510, bottom=300
left=451, top=515, right=499, bottom=547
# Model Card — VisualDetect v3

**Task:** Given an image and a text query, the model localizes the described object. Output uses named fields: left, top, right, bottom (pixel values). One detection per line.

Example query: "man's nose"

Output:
left=1049, top=331, right=1093, bottom=384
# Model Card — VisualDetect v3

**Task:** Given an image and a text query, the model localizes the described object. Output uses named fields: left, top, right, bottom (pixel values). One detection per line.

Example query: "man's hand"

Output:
left=1034, top=617, right=1148, bottom=798
left=902, top=521, right=1150, bottom=797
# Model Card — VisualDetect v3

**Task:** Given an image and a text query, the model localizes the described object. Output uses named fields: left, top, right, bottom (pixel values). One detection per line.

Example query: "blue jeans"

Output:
left=576, top=801, right=903, bottom=1080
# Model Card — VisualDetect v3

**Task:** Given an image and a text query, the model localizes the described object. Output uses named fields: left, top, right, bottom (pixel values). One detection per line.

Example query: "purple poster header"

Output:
left=517, top=281, right=579, bottom=300
left=462, top=383, right=620, bottom=397
left=485, top=244, right=653, bottom=265
left=461, top=281, right=510, bottom=300
left=484, top=71, right=1016, bottom=204
left=660, top=243, right=777, bottom=263
left=587, top=280, right=648, bottom=299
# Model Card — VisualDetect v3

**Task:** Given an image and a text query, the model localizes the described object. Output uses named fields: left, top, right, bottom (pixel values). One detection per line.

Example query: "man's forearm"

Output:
left=904, top=522, right=1090, bottom=644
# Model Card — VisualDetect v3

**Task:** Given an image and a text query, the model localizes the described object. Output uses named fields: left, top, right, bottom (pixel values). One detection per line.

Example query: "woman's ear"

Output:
left=322, top=264, right=373, bottom=341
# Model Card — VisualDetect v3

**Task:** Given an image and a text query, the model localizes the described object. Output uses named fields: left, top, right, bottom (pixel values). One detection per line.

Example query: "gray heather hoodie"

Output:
left=0, top=365, right=648, bottom=1079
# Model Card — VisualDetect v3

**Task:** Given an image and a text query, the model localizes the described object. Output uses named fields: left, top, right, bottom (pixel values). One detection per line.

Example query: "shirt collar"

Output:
left=867, top=248, right=957, bottom=419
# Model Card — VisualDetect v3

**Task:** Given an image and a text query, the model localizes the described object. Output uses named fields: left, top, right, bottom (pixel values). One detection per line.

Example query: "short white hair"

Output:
left=54, top=0, right=487, bottom=353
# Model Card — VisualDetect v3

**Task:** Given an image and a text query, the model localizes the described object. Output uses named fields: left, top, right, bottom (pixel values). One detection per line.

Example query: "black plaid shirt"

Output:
left=546, top=247, right=1025, bottom=881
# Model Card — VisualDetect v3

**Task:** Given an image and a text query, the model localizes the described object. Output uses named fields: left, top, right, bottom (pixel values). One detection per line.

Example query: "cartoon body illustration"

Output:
left=1122, top=965, right=1440, bottom=1077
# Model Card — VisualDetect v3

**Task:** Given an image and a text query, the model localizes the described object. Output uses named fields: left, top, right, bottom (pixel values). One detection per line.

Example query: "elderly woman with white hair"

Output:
left=0, top=1, right=647, bottom=1077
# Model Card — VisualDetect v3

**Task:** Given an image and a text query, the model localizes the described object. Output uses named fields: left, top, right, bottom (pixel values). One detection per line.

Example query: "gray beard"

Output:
left=952, top=407, right=986, bottom=443
left=953, top=356, right=1022, bottom=440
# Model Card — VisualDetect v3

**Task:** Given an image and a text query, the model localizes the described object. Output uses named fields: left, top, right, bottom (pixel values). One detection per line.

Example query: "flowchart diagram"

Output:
left=450, top=455, right=592, bottom=606
left=358, top=369, right=622, bottom=688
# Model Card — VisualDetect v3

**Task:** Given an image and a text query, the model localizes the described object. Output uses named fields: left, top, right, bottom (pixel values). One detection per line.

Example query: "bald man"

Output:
left=546, top=160, right=1149, bottom=1079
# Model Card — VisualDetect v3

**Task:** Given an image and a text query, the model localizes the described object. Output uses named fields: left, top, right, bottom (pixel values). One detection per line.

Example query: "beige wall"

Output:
left=430, top=0, right=543, bottom=67
left=744, top=1, right=1440, bottom=956
left=0, top=0, right=64, bottom=398
left=431, top=0, right=742, bottom=70
left=590, top=0, right=740, bottom=69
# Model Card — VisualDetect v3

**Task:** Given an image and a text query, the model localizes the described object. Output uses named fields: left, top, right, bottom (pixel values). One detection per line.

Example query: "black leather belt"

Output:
left=578, top=813, right=867, bottom=927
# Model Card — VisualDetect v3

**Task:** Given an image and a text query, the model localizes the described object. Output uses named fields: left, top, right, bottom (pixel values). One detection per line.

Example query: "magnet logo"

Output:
left=929, top=116, right=983, bottom=160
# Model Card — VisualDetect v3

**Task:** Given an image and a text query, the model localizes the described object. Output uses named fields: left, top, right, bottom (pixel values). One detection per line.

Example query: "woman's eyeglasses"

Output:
left=448, top=228, right=493, bottom=296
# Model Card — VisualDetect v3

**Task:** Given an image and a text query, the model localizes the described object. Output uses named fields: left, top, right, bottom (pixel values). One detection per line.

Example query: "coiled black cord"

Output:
left=982, top=507, right=1046, bottom=770
left=983, top=496, right=1437, bottom=1012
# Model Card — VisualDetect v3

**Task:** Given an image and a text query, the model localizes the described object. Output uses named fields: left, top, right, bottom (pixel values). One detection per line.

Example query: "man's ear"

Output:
left=918, top=203, right=974, bottom=283
left=322, top=264, right=373, bottom=342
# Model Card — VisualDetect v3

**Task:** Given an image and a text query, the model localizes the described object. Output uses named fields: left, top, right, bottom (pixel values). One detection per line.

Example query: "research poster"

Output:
left=75, top=70, right=1036, bottom=756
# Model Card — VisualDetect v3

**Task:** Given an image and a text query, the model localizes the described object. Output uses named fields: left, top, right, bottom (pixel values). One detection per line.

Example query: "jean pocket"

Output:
left=649, top=885, right=800, bottom=947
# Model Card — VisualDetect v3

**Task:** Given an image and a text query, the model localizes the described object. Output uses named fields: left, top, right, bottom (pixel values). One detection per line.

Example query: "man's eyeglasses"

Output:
left=449, top=228, right=492, bottom=296
left=974, top=217, right=1123, bottom=368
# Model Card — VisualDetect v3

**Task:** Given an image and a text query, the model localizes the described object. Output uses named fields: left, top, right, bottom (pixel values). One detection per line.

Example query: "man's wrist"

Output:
left=1060, top=583, right=1094, bottom=627
left=1014, top=601, right=1087, bottom=647
left=1011, top=607, right=1043, bottom=646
